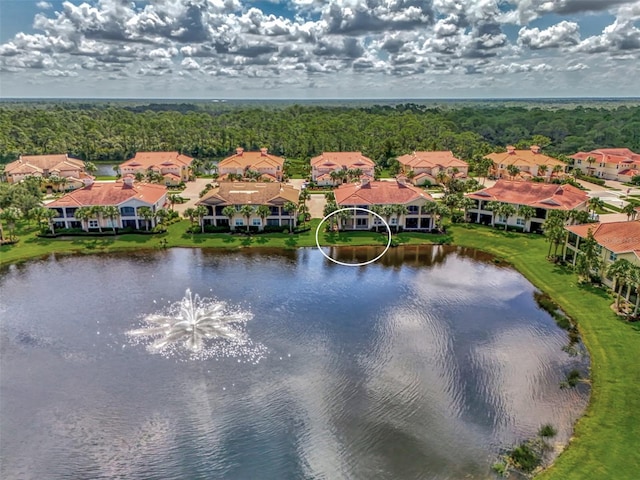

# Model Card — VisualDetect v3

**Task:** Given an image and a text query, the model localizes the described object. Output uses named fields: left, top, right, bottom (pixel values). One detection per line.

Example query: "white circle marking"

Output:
left=314, top=207, right=392, bottom=267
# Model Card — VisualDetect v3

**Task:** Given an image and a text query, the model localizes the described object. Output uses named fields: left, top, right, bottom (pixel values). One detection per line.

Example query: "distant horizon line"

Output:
left=1, top=96, right=639, bottom=101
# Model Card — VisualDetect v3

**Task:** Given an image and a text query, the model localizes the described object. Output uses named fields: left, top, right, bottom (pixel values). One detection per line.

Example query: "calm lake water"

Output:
left=0, top=246, right=589, bottom=480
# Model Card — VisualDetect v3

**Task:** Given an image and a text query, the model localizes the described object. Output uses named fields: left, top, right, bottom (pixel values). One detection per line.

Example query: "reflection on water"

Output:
left=0, top=246, right=589, bottom=480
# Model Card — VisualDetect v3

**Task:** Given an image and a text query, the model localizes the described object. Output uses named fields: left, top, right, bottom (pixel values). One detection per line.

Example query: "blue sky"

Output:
left=0, top=0, right=639, bottom=99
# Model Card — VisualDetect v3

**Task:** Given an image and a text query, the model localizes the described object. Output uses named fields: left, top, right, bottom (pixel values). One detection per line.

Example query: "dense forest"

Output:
left=1, top=102, right=639, bottom=167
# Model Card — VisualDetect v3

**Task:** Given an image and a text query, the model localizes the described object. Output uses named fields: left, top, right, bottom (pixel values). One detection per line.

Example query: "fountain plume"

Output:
left=127, top=289, right=266, bottom=361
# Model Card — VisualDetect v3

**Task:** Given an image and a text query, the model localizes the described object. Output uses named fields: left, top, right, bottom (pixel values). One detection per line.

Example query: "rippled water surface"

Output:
left=0, top=246, right=589, bottom=480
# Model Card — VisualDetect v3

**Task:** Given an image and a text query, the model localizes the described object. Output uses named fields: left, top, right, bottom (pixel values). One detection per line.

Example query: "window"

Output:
left=390, top=218, right=397, bottom=225
left=356, top=218, right=368, bottom=227
left=88, top=220, right=99, bottom=228
left=609, top=251, right=617, bottom=262
left=373, top=218, right=382, bottom=225
left=407, top=205, right=419, bottom=214
left=252, top=219, right=261, bottom=226
left=235, top=205, right=242, bottom=211
left=120, top=206, right=135, bottom=216
left=497, top=215, right=506, bottom=223
left=577, top=159, right=582, bottom=164
left=516, top=218, right=525, bottom=226
left=235, top=219, right=244, bottom=226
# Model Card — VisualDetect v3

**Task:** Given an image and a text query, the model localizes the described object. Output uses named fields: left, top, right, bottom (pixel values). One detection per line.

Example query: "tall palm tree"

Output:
left=588, top=197, right=605, bottom=216
left=459, top=197, right=476, bottom=222
left=256, top=205, right=271, bottom=231
left=90, top=205, right=105, bottom=233
left=167, top=193, right=181, bottom=211
left=393, top=204, right=409, bottom=229
left=239, top=204, right=254, bottom=231
left=183, top=207, right=196, bottom=225
left=506, top=164, right=520, bottom=180
left=103, top=205, right=120, bottom=234
left=607, top=258, right=634, bottom=312
left=537, top=164, right=548, bottom=179
left=74, top=206, right=93, bottom=232
left=622, top=203, right=637, bottom=221
left=42, top=208, right=57, bottom=235
left=0, top=207, right=21, bottom=241
left=155, top=208, right=170, bottom=226
left=552, top=164, right=564, bottom=177
left=283, top=201, right=298, bottom=228
left=518, top=205, right=535, bottom=232
left=137, top=206, right=155, bottom=231
left=85, top=161, right=98, bottom=176
left=299, top=189, right=311, bottom=207
left=323, top=201, right=338, bottom=230
left=586, top=156, right=596, bottom=176
left=222, top=205, right=236, bottom=229
left=194, top=205, right=208, bottom=233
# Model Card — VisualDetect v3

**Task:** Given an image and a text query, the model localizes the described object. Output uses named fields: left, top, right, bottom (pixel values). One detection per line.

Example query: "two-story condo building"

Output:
left=570, top=148, right=640, bottom=182
left=217, top=148, right=285, bottom=182
left=5, top=154, right=88, bottom=188
left=487, top=146, right=567, bottom=180
left=310, top=152, right=375, bottom=186
left=334, top=178, right=435, bottom=231
left=46, top=177, right=167, bottom=231
left=396, top=151, right=468, bottom=186
left=564, top=220, right=640, bottom=287
left=466, top=180, right=589, bottom=233
left=119, top=151, right=194, bottom=185
left=197, top=182, right=299, bottom=230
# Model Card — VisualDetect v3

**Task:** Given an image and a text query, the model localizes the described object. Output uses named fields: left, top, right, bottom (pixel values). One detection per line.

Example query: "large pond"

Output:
left=0, top=246, right=589, bottom=479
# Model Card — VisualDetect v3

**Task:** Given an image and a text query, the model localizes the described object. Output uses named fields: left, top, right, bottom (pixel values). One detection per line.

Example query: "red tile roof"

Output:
left=571, top=148, right=640, bottom=165
left=6, top=154, right=85, bottom=176
left=120, top=151, right=194, bottom=169
left=310, top=152, right=375, bottom=169
left=334, top=180, right=433, bottom=206
left=467, top=180, right=588, bottom=210
left=487, top=148, right=565, bottom=168
left=397, top=151, right=467, bottom=170
left=47, top=181, right=167, bottom=208
left=566, top=221, right=640, bottom=254
left=218, top=148, right=284, bottom=170
left=198, top=182, right=298, bottom=206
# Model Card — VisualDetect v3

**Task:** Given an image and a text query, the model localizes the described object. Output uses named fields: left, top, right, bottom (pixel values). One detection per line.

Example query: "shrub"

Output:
left=538, top=424, right=557, bottom=438
left=509, top=443, right=541, bottom=473
left=450, top=211, right=465, bottom=223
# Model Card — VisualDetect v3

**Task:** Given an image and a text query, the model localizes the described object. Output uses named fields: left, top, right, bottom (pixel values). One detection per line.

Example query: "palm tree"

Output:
left=90, top=205, right=105, bottom=233
left=323, top=201, right=338, bottom=230
left=42, top=208, right=57, bottom=235
left=537, top=164, right=548, bottom=179
left=586, top=156, right=596, bottom=176
left=74, top=206, right=93, bottom=232
left=575, top=229, right=603, bottom=282
left=552, top=164, right=564, bottom=177
left=183, top=207, right=196, bottom=225
left=0, top=207, right=21, bottom=241
left=588, top=197, right=605, bottom=216
left=393, top=204, right=409, bottom=229
left=607, top=259, right=634, bottom=312
left=629, top=265, right=640, bottom=318
left=155, top=208, right=170, bottom=226
left=222, top=205, right=236, bottom=229
left=167, top=193, right=181, bottom=211
left=256, top=205, right=271, bottom=231
left=299, top=189, right=311, bottom=207
left=112, top=165, right=121, bottom=178
left=485, top=201, right=502, bottom=228
left=500, top=204, right=516, bottom=230
left=85, top=161, right=98, bottom=176
left=137, top=206, right=155, bottom=231
left=518, top=205, right=535, bottom=232
left=239, top=204, right=254, bottom=231
left=194, top=205, right=208, bottom=233
left=459, top=197, right=476, bottom=222
left=283, top=201, right=298, bottom=229
left=507, top=164, right=520, bottom=180
left=329, top=170, right=341, bottom=186
left=103, top=205, right=120, bottom=234
left=622, top=203, right=637, bottom=221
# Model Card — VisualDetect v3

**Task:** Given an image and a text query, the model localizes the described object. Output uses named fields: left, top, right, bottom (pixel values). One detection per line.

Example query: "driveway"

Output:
left=173, top=178, right=213, bottom=214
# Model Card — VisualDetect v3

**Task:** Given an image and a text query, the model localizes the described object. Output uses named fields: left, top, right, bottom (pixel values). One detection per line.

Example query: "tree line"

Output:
left=1, top=103, right=638, bottom=171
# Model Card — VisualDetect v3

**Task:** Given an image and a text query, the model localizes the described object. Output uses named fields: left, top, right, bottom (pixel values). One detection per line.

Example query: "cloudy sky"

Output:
left=1, top=0, right=639, bottom=99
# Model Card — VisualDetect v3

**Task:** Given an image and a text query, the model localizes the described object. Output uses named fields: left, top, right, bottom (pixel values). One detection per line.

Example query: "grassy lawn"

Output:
left=448, top=224, right=640, bottom=480
left=1, top=220, right=638, bottom=479
left=0, top=219, right=451, bottom=265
